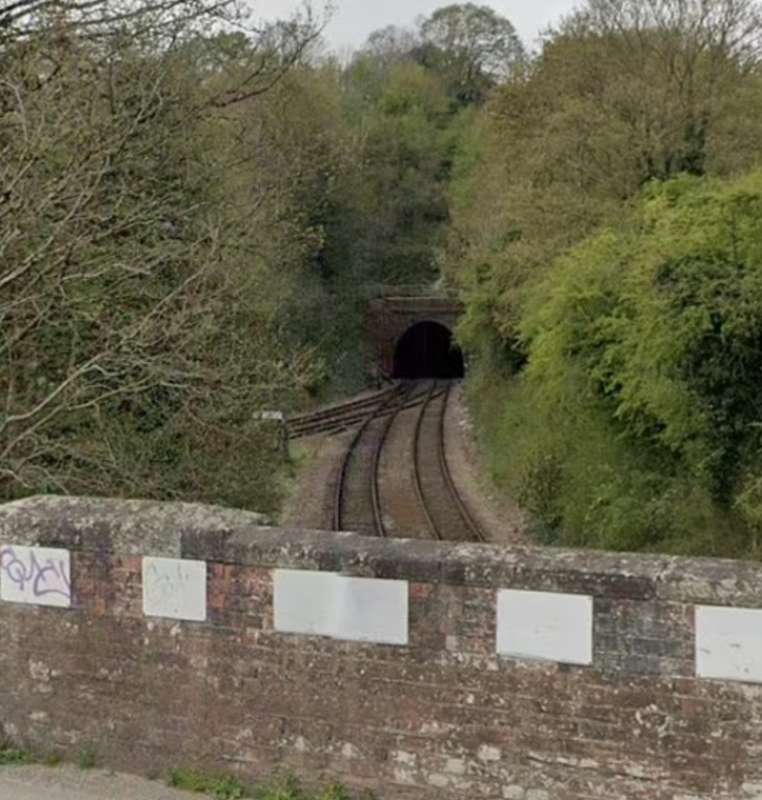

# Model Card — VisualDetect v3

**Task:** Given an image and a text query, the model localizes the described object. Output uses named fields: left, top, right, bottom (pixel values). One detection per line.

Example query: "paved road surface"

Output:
left=0, top=766, right=196, bottom=799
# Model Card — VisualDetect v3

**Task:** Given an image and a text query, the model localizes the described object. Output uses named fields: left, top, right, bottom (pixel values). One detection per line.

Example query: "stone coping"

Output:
left=1, top=495, right=761, bottom=606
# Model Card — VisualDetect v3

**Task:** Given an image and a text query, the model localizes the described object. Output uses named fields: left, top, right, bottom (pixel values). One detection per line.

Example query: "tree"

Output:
left=419, top=3, right=525, bottom=104
left=0, top=2, right=324, bottom=507
left=449, top=0, right=762, bottom=361
left=505, top=172, right=762, bottom=557
left=341, top=58, right=455, bottom=286
left=558, top=0, right=762, bottom=178
left=363, top=24, right=419, bottom=68
left=446, top=0, right=762, bottom=559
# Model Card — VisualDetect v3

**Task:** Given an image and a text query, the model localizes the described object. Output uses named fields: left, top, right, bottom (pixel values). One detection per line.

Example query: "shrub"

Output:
left=482, top=171, right=762, bottom=557
left=0, top=748, right=35, bottom=766
left=169, top=767, right=249, bottom=799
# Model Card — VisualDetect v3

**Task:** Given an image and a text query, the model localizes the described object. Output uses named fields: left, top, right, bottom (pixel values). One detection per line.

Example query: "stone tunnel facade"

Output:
left=367, top=294, right=463, bottom=379
left=2, top=495, right=762, bottom=799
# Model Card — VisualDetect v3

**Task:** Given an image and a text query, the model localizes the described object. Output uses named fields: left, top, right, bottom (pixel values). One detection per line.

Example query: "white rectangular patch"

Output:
left=0, top=545, right=72, bottom=608
left=496, top=589, right=593, bottom=665
left=142, top=557, right=206, bottom=622
left=273, top=569, right=336, bottom=637
left=274, top=569, right=408, bottom=645
left=696, top=605, right=762, bottom=683
left=334, top=575, right=408, bottom=645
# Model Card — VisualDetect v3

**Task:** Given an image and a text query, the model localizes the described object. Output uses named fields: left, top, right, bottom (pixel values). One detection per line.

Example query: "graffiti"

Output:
left=142, top=556, right=206, bottom=621
left=0, top=545, right=72, bottom=607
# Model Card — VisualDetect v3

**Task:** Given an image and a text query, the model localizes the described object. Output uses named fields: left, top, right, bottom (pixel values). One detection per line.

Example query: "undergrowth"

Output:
left=0, top=747, right=35, bottom=766
left=0, top=737, right=63, bottom=768
left=168, top=768, right=366, bottom=800
left=169, top=768, right=248, bottom=799
left=0, top=740, right=367, bottom=800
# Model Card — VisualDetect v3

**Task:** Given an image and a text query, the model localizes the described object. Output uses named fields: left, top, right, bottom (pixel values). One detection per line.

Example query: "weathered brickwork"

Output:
left=1, top=496, right=762, bottom=799
left=367, top=296, right=462, bottom=377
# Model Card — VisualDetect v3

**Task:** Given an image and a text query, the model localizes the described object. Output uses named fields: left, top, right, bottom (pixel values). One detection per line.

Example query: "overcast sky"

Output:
left=249, top=0, right=581, bottom=54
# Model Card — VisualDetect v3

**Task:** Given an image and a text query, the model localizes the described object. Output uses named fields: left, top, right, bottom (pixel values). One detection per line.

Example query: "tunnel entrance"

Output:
left=392, top=321, right=465, bottom=379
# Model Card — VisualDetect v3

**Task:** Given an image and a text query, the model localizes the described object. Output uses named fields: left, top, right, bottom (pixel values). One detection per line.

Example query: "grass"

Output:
left=0, top=747, right=35, bottom=766
left=0, top=739, right=63, bottom=768
left=169, top=768, right=249, bottom=800
left=77, top=746, right=98, bottom=769
left=168, top=769, right=367, bottom=800
left=0, top=740, right=366, bottom=800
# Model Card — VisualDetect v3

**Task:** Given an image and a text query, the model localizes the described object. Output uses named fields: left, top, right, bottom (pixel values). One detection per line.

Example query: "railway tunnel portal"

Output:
left=392, top=321, right=464, bottom=379
left=368, top=289, right=464, bottom=380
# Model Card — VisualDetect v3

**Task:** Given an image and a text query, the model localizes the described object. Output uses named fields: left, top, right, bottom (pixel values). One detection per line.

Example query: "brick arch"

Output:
left=367, top=294, right=463, bottom=379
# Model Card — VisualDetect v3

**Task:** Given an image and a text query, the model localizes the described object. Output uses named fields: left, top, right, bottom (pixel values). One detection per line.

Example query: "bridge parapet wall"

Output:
left=1, top=495, right=762, bottom=799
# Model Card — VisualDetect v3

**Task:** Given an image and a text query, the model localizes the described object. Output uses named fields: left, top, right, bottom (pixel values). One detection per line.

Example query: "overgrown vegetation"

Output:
left=0, top=746, right=35, bottom=766
left=1, top=0, right=326, bottom=510
left=450, top=0, right=762, bottom=558
left=1, top=1, right=490, bottom=508
left=77, top=746, right=98, bottom=769
left=169, top=769, right=361, bottom=800
left=0, top=734, right=65, bottom=767
left=169, top=767, right=249, bottom=799
left=0, top=744, right=362, bottom=800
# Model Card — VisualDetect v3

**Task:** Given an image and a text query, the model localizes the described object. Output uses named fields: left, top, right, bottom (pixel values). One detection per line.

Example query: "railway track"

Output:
left=287, top=385, right=398, bottom=439
left=331, top=379, right=484, bottom=543
left=413, top=381, right=484, bottom=542
left=288, top=383, right=448, bottom=439
left=332, top=383, right=414, bottom=535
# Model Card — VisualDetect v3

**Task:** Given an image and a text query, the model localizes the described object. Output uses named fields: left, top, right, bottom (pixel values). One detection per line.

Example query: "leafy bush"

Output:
left=476, top=171, right=762, bottom=557
left=256, top=774, right=354, bottom=800
left=168, top=768, right=360, bottom=800
left=450, top=0, right=762, bottom=384
left=0, top=748, right=35, bottom=766
left=169, top=767, right=249, bottom=799
left=77, top=747, right=97, bottom=770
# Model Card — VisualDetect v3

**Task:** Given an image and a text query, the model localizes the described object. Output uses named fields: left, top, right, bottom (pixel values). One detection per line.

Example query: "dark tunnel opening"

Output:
left=392, top=321, right=465, bottom=379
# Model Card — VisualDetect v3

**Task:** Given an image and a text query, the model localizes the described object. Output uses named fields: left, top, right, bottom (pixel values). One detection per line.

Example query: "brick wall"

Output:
left=367, top=297, right=461, bottom=377
left=1, top=496, right=762, bottom=799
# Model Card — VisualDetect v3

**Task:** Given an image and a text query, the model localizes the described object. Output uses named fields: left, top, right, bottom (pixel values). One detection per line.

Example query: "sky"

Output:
left=248, top=0, right=581, bottom=55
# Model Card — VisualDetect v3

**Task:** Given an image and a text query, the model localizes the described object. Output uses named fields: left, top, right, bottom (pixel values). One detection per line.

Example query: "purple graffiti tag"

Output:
left=31, top=552, right=71, bottom=599
left=0, top=546, right=72, bottom=602
left=0, top=547, right=29, bottom=589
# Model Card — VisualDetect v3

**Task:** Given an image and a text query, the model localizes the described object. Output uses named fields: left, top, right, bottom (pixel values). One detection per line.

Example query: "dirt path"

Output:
left=279, top=432, right=351, bottom=530
left=0, top=766, right=196, bottom=799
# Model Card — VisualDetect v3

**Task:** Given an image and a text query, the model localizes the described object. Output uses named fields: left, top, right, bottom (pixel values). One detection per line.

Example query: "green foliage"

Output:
left=342, top=58, right=458, bottom=288
left=77, top=747, right=97, bottom=770
left=254, top=773, right=356, bottom=800
left=169, top=767, right=249, bottom=799
left=478, top=172, right=762, bottom=558
left=168, top=769, right=360, bottom=800
left=0, top=748, right=35, bottom=766
left=450, top=0, right=762, bottom=559
left=0, top=735, right=52, bottom=767
left=419, top=3, right=526, bottom=105
left=449, top=0, right=762, bottom=372
left=1, top=7, right=325, bottom=509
